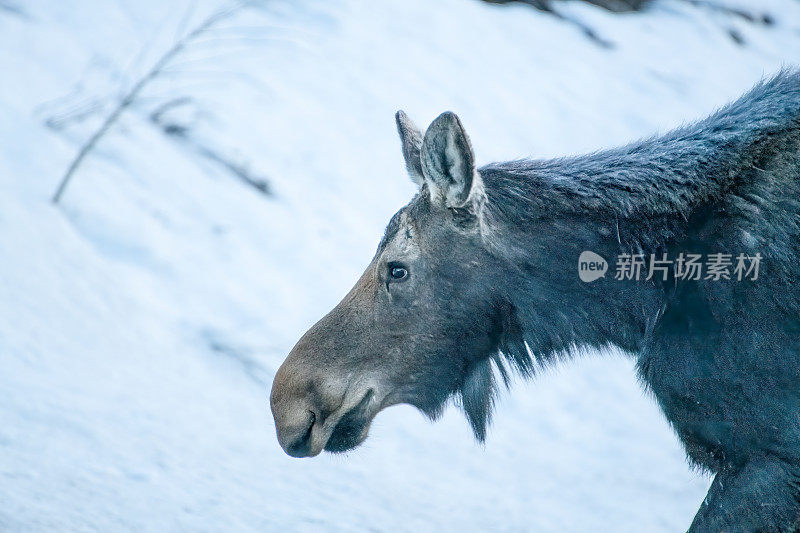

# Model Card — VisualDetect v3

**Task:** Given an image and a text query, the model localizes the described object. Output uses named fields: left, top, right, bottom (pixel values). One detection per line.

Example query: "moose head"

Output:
left=269, top=111, right=541, bottom=457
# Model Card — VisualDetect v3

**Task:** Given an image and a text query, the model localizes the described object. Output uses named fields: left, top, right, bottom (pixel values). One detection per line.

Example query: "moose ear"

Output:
left=395, top=110, right=425, bottom=187
left=420, top=111, right=478, bottom=208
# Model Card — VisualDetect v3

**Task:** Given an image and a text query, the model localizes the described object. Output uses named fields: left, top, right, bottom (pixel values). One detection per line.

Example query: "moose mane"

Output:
left=480, top=69, right=800, bottom=222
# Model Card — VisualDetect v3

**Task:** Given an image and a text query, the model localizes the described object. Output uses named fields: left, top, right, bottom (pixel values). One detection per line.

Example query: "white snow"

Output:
left=2, top=0, right=800, bottom=530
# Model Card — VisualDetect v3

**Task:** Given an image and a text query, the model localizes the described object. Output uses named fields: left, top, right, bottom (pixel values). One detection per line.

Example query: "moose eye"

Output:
left=388, top=263, right=409, bottom=281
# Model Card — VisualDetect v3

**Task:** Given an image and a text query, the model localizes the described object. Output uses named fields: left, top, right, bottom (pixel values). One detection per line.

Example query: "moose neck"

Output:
left=478, top=142, right=720, bottom=360
left=490, top=206, right=671, bottom=362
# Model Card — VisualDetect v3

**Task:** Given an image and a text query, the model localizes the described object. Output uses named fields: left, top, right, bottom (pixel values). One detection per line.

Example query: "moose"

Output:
left=271, top=71, right=800, bottom=531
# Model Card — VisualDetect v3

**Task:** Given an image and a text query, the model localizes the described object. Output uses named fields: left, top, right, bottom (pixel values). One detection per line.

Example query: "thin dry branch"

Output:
left=51, top=3, right=243, bottom=204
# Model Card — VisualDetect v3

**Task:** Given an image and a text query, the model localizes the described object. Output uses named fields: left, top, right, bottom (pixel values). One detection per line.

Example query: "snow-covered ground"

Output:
left=2, top=0, right=800, bottom=530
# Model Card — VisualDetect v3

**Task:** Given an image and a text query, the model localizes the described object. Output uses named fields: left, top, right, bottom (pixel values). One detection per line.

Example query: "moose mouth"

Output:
left=324, top=389, right=375, bottom=453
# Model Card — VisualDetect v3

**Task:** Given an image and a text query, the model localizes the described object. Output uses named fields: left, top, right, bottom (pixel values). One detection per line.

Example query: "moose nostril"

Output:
left=285, top=411, right=315, bottom=458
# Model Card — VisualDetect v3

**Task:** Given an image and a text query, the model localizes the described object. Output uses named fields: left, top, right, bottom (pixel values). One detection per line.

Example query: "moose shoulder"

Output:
left=271, top=71, right=800, bottom=531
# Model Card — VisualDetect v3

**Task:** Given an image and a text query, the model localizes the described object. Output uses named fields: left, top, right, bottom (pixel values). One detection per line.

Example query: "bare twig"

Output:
left=43, top=98, right=105, bottom=132
left=51, top=3, right=243, bottom=204
left=479, top=0, right=648, bottom=12
left=677, top=0, right=774, bottom=25
left=478, top=0, right=619, bottom=47
left=150, top=97, right=273, bottom=197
